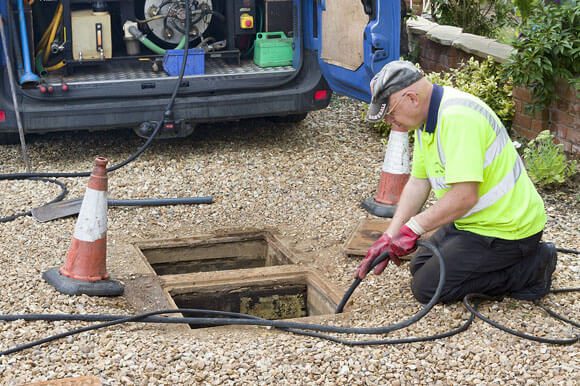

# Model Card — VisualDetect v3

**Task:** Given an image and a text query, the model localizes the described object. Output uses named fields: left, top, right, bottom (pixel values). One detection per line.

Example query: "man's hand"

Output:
left=389, top=224, right=420, bottom=258
left=355, top=233, right=401, bottom=279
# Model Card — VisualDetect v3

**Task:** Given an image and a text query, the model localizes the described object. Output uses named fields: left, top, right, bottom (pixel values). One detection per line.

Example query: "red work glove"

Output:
left=388, top=225, right=420, bottom=258
left=355, top=233, right=401, bottom=279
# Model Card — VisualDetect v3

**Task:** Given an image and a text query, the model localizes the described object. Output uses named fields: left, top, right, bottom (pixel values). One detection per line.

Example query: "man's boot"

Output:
left=511, top=242, right=557, bottom=301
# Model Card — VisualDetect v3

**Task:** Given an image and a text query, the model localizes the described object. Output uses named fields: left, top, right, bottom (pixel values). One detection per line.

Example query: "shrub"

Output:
left=425, top=57, right=515, bottom=128
left=503, top=2, right=580, bottom=111
left=522, top=130, right=578, bottom=188
left=511, top=0, right=537, bottom=22
left=430, top=0, right=517, bottom=39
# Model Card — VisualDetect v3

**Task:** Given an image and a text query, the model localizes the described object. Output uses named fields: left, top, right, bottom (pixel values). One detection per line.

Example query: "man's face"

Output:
left=383, top=89, right=423, bottom=131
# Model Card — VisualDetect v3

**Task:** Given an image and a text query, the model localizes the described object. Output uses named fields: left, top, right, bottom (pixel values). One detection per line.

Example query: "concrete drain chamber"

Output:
left=130, top=230, right=344, bottom=330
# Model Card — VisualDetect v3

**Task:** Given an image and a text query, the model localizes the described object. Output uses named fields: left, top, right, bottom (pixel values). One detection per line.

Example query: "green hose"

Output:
left=138, top=36, right=165, bottom=55
left=138, top=35, right=187, bottom=55
left=34, top=51, right=48, bottom=77
left=175, top=35, right=187, bottom=49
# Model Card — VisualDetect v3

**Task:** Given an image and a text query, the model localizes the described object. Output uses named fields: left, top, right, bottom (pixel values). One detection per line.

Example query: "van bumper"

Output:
left=0, top=53, right=331, bottom=134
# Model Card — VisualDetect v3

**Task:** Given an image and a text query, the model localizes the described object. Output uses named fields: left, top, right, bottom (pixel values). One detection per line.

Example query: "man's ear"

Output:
left=408, top=91, right=420, bottom=106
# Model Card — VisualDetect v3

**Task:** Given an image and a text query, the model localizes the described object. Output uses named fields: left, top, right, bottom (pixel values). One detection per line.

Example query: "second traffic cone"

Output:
left=43, top=157, right=124, bottom=296
left=362, top=128, right=410, bottom=218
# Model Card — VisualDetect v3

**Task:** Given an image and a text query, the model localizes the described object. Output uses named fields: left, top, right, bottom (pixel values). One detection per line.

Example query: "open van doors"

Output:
left=316, top=0, right=400, bottom=102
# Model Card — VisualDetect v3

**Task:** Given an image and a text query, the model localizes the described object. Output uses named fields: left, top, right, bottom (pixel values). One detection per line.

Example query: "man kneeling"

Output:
left=356, top=61, right=556, bottom=303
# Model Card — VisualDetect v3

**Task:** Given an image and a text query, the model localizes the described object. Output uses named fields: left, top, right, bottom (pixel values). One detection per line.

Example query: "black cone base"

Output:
left=361, top=197, right=397, bottom=218
left=42, top=268, right=124, bottom=297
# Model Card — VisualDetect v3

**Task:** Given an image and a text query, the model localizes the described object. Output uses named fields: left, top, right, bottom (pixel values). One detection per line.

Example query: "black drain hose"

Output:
left=0, top=309, right=265, bottom=357
left=463, top=291, right=579, bottom=345
left=0, top=240, right=455, bottom=355
left=1, top=241, right=578, bottom=356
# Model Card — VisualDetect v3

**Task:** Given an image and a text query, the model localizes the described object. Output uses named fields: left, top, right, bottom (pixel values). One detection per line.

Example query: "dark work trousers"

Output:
left=409, top=223, right=543, bottom=304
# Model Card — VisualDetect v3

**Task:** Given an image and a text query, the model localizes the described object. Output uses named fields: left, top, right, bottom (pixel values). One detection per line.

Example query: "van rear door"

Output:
left=316, top=0, right=400, bottom=102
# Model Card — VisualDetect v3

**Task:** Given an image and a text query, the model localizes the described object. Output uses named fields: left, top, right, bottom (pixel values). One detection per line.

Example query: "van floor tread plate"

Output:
left=46, top=59, right=294, bottom=85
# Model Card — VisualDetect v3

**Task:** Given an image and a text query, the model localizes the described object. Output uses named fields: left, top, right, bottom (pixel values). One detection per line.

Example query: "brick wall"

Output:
left=415, top=35, right=473, bottom=73
left=407, top=20, right=580, bottom=153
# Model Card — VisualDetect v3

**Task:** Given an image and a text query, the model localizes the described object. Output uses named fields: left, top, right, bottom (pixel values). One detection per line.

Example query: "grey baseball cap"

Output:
left=367, top=60, right=423, bottom=122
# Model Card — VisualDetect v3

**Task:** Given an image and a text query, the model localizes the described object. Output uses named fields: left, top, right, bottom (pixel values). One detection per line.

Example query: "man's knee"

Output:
left=410, top=274, right=437, bottom=304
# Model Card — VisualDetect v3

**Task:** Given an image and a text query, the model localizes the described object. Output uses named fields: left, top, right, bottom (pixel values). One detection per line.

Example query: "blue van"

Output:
left=0, top=0, right=399, bottom=143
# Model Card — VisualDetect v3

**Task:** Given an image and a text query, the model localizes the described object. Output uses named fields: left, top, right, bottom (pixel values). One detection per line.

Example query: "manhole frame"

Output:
left=125, top=229, right=348, bottom=330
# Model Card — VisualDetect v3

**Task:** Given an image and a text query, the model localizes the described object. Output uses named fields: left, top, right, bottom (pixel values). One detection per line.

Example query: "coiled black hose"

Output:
left=3, top=241, right=577, bottom=356
left=463, top=292, right=579, bottom=345
left=0, top=240, right=448, bottom=355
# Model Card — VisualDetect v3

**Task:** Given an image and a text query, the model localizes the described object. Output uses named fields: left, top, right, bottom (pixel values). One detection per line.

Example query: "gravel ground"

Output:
left=0, top=96, right=578, bottom=385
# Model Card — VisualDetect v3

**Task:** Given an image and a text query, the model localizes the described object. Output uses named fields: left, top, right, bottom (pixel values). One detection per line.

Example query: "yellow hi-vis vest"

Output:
left=411, top=86, right=546, bottom=240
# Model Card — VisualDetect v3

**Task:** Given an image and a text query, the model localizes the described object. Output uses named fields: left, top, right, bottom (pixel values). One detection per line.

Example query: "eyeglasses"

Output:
left=385, top=92, right=410, bottom=117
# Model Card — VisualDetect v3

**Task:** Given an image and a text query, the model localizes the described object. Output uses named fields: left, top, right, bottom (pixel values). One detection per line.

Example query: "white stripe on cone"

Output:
left=382, top=130, right=410, bottom=174
left=73, top=187, right=108, bottom=242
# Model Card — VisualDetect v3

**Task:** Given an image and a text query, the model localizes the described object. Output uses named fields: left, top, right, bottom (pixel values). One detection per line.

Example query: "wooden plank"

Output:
left=343, top=218, right=438, bottom=260
left=135, top=231, right=266, bottom=250
left=264, top=232, right=300, bottom=265
left=161, top=265, right=309, bottom=291
left=320, top=0, right=367, bottom=70
left=344, top=218, right=392, bottom=258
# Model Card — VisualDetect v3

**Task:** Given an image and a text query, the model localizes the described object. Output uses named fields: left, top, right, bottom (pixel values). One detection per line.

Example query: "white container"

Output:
left=71, top=10, right=112, bottom=61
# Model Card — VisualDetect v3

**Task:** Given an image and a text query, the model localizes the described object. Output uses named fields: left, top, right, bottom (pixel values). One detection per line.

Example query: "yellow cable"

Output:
left=38, top=4, right=61, bottom=46
left=45, top=60, right=66, bottom=72
left=43, top=4, right=63, bottom=64
left=37, top=3, right=62, bottom=55
left=37, top=19, right=55, bottom=53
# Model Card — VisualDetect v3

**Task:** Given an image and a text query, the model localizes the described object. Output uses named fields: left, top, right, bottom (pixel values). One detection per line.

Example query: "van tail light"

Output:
left=0, top=110, right=5, bottom=122
left=314, top=89, right=329, bottom=101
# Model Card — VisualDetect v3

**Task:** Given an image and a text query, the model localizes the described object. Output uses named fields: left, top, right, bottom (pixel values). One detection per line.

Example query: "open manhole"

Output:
left=129, top=230, right=345, bottom=331
left=161, top=267, right=342, bottom=329
left=137, top=231, right=296, bottom=275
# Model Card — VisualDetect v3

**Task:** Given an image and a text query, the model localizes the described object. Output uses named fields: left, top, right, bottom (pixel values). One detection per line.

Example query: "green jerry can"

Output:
left=253, top=32, right=293, bottom=67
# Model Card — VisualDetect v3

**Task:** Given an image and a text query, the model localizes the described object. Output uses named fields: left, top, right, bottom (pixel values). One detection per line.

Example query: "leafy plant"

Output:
left=511, top=0, right=537, bottom=22
left=430, top=0, right=517, bottom=39
left=425, top=57, right=515, bottom=128
left=522, top=130, right=578, bottom=188
left=503, top=2, right=580, bottom=111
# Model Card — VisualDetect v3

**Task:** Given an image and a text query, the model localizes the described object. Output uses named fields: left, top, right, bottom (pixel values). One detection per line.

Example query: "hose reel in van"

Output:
left=143, top=0, right=213, bottom=44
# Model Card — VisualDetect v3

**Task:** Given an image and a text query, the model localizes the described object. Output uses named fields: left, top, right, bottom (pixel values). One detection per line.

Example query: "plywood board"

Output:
left=344, top=218, right=392, bottom=258
left=321, top=0, right=367, bottom=70
left=344, top=218, right=438, bottom=260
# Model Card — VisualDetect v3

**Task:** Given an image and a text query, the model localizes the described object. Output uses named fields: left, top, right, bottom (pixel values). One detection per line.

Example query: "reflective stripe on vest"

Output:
left=417, top=95, right=523, bottom=217
left=463, top=157, right=524, bottom=217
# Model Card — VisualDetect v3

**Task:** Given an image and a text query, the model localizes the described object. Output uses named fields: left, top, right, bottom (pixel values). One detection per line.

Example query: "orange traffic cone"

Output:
left=362, top=128, right=410, bottom=217
left=43, top=157, right=124, bottom=296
